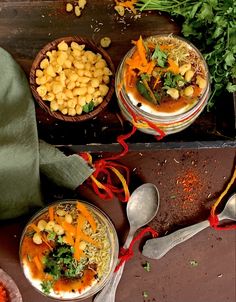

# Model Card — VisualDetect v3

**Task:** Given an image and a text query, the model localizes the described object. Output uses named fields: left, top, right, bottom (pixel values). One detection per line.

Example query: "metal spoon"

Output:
left=142, top=193, right=236, bottom=260
left=94, top=183, right=160, bottom=302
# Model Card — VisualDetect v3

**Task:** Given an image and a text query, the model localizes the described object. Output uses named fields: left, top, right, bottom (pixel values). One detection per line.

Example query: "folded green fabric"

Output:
left=0, top=48, right=94, bottom=220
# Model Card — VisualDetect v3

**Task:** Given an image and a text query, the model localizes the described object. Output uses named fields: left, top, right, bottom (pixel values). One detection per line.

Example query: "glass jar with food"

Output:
left=19, top=200, right=118, bottom=300
left=115, top=34, right=211, bottom=136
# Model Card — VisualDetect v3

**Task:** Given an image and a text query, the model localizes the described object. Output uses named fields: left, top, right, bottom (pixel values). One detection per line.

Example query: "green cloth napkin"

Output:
left=0, top=48, right=94, bottom=220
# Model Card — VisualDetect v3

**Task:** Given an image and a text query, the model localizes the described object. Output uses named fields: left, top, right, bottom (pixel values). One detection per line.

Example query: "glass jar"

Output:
left=115, top=34, right=211, bottom=136
left=19, top=200, right=119, bottom=301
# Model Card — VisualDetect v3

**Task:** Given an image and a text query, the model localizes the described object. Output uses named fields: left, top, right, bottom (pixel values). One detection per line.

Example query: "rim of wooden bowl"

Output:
left=30, top=36, right=115, bottom=122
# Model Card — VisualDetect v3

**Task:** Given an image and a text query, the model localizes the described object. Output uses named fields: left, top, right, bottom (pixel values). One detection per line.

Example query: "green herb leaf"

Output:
left=152, top=46, right=167, bottom=67
left=142, top=261, right=151, bottom=272
left=143, top=291, right=149, bottom=298
left=47, top=232, right=56, bottom=241
left=83, top=100, right=95, bottom=113
left=41, top=280, right=54, bottom=295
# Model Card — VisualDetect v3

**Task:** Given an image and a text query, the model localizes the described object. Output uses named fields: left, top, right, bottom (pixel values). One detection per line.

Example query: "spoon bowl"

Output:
left=127, top=183, right=160, bottom=229
left=93, top=183, right=159, bottom=302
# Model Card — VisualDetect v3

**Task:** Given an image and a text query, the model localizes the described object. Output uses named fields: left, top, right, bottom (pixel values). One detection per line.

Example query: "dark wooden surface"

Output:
left=0, top=148, right=236, bottom=302
left=0, top=2, right=236, bottom=302
left=0, top=0, right=235, bottom=146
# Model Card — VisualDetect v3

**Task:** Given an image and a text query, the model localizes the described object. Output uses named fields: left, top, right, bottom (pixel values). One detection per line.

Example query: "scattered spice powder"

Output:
left=176, top=169, right=200, bottom=210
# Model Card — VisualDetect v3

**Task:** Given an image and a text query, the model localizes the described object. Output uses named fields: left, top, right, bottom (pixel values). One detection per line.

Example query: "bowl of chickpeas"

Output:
left=30, top=36, right=115, bottom=122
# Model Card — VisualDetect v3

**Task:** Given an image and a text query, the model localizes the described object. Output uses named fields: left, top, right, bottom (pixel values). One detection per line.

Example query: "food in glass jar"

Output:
left=124, top=35, right=208, bottom=116
left=20, top=201, right=117, bottom=300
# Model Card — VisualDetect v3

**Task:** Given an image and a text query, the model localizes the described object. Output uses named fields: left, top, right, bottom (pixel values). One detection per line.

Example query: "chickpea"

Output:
left=52, top=82, right=63, bottom=94
left=57, top=41, right=68, bottom=51
left=100, top=37, right=111, bottom=48
left=196, top=75, right=207, bottom=89
left=53, top=224, right=65, bottom=236
left=74, top=61, right=84, bottom=70
left=78, top=96, right=86, bottom=106
left=40, top=58, right=49, bottom=69
left=185, top=70, right=194, bottom=82
left=60, top=108, right=67, bottom=115
left=64, top=214, right=73, bottom=224
left=50, top=100, right=59, bottom=111
left=67, top=81, right=76, bottom=90
left=37, top=219, right=47, bottom=231
left=79, top=241, right=87, bottom=250
left=99, top=84, right=109, bottom=97
left=33, top=233, right=42, bottom=245
left=179, top=63, right=191, bottom=75
left=95, top=60, right=106, bottom=69
left=114, top=5, right=125, bottom=16
left=94, top=69, right=104, bottom=78
left=74, top=6, right=81, bottom=17
left=37, top=85, right=47, bottom=97
left=36, top=69, right=44, bottom=78
left=56, top=209, right=66, bottom=216
left=167, top=88, right=179, bottom=99
left=91, top=78, right=100, bottom=88
left=68, top=108, right=76, bottom=116
left=66, top=3, right=73, bottom=12
left=103, top=67, right=112, bottom=76
left=76, top=104, right=83, bottom=115
left=184, top=86, right=194, bottom=97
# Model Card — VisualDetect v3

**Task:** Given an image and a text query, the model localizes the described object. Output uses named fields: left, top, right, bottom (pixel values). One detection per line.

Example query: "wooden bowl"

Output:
left=30, top=36, right=115, bottom=122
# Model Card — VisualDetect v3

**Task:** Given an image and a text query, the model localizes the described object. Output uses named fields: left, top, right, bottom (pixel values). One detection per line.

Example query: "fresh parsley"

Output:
left=43, top=244, right=87, bottom=280
left=163, top=72, right=184, bottom=89
left=152, top=46, right=167, bottom=67
left=41, top=280, right=53, bottom=295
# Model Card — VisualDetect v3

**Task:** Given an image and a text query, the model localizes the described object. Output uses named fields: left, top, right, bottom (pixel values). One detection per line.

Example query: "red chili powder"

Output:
left=176, top=169, right=199, bottom=209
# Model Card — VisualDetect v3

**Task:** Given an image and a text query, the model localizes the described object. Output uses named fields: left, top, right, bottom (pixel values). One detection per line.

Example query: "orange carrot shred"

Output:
left=49, top=206, right=54, bottom=221
left=167, top=58, right=179, bottom=74
left=28, top=223, right=40, bottom=233
left=76, top=202, right=97, bottom=232
left=33, top=255, right=43, bottom=272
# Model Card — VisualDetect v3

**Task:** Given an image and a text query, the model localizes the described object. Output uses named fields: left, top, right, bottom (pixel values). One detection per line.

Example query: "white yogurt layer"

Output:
left=23, top=262, right=97, bottom=299
left=127, top=92, right=195, bottom=117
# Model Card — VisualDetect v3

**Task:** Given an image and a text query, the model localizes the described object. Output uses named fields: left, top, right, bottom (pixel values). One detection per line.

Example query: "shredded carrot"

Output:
left=41, top=233, right=53, bottom=250
left=54, top=215, right=76, bottom=235
left=48, top=206, right=54, bottom=221
left=146, top=60, right=156, bottom=75
left=28, top=223, right=40, bottom=233
left=192, top=85, right=202, bottom=98
left=135, top=36, right=148, bottom=65
left=167, top=58, right=179, bottom=74
left=33, top=255, right=43, bottom=272
left=115, top=0, right=137, bottom=14
left=159, top=44, right=174, bottom=51
left=76, top=202, right=97, bottom=232
left=63, top=231, right=75, bottom=246
left=153, top=76, right=160, bottom=89
left=74, top=215, right=86, bottom=261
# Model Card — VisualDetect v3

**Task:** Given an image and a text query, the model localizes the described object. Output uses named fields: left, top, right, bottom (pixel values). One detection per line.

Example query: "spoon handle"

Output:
left=142, top=220, right=210, bottom=259
left=93, top=229, right=135, bottom=302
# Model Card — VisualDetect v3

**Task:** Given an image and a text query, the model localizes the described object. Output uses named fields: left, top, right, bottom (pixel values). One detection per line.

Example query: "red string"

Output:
left=114, top=226, right=158, bottom=272
left=208, top=214, right=236, bottom=230
left=119, top=91, right=166, bottom=140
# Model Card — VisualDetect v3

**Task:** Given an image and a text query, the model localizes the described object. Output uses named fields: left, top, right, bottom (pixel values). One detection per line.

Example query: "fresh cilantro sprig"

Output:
left=151, top=46, right=167, bottom=67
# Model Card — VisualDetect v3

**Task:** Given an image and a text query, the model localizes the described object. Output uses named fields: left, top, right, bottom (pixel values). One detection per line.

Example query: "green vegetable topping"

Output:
left=152, top=46, right=168, bottom=67
left=143, top=291, right=149, bottom=298
left=83, top=100, right=95, bottom=113
left=41, top=280, right=54, bottom=295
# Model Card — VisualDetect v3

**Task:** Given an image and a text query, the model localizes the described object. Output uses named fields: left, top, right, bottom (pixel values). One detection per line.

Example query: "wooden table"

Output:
left=0, top=1, right=235, bottom=302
